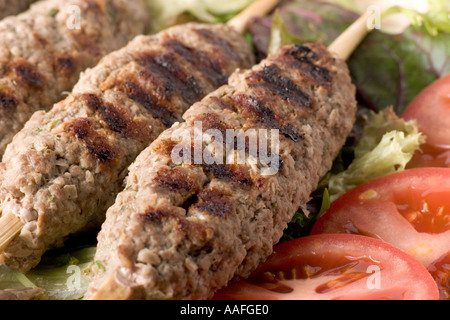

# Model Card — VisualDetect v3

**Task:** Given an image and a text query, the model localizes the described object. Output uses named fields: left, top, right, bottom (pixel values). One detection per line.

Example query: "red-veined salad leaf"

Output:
left=249, top=0, right=450, bottom=114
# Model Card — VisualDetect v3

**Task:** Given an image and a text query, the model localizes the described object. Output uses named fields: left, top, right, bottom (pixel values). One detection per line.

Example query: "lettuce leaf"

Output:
left=0, top=236, right=98, bottom=300
left=281, top=109, right=425, bottom=241
left=250, top=0, right=450, bottom=113
left=326, top=108, right=425, bottom=201
left=147, top=0, right=255, bottom=32
left=268, top=10, right=301, bottom=55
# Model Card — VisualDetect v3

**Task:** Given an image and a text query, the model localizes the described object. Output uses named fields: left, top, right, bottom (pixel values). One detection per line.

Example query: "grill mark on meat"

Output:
left=83, top=93, right=102, bottom=109
left=122, top=81, right=179, bottom=127
left=247, top=64, right=312, bottom=109
left=204, top=164, right=253, bottom=188
left=194, top=113, right=230, bottom=137
left=161, top=136, right=254, bottom=182
left=163, top=39, right=228, bottom=87
left=190, top=113, right=285, bottom=173
left=82, top=93, right=152, bottom=142
left=151, top=138, right=179, bottom=157
left=229, top=94, right=303, bottom=142
left=67, top=118, right=119, bottom=163
left=0, top=91, right=19, bottom=109
left=97, top=103, right=129, bottom=136
left=12, top=60, right=46, bottom=89
left=56, top=56, right=77, bottom=75
left=139, top=208, right=189, bottom=232
left=194, top=28, right=241, bottom=61
left=280, top=124, right=304, bottom=142
left=193, top=188, right=234, bottom=218
left=284, top=45, right=331, bottom=87
left=231, top=94, right=278, bottom=127
left=155, top=167, right=201, bottom=193
left=136, top=52, right=204, bottom=105
left=290, top=44, right=320, bottom=61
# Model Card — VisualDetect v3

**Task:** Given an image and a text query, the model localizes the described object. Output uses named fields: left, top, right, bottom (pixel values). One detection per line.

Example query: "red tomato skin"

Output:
left=212, top=234, right=440, bottom=300
left=311, top=168, right=450, bottom=299
left=311, top=168, right=450, bottom=265
left=402, top=74, right=450, bottom=168
left=402, top=74, right=450, bottom=148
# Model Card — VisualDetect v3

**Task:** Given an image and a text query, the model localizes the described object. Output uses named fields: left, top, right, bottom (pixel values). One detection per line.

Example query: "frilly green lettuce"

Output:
left=327, top=108, right=426, bottom=202
left=147, top=0, right=255, bottom=32
left=0, top=246, right=97, bottom=300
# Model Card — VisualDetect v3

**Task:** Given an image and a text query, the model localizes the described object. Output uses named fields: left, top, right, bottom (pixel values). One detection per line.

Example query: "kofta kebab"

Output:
left=0, top=1, right=372, bottom=300
left=0, top=0, right=151, bottom=156
left=0, top=0, right=279, bottom=271
left=85, top=13, right=372, bottom=299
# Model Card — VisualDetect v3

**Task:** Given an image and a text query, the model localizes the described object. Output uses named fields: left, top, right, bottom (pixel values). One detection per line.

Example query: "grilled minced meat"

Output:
left=0, top=0, right=35, bottom=20
left=0, top=23, right=254, bottom=272
left=85, top=43, right=357, bottom=300
left=0, top=0, right=149, bottom=156
left=0, top=288, right=46, bottom=300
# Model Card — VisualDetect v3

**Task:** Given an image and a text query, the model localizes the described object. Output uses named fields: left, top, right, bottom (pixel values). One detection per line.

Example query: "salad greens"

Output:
left=147, top=0, right=255, bottom=33
left=271, top=0, right=448, bottom=240
left=267, top=10, right=301, bottom=55
left=0, top=236, right=97, bottom=300
left=250, top=0, right=450, bottom=114
left=326, top=108, right=425, bottom=202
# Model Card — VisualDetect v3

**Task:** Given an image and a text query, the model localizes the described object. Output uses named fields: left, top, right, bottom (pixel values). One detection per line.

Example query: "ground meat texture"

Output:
left=0, top=288, right=46, bottom=300
left=0, top=23, right=254, bottom=272
left=0, top=0, right=35, bottom=20
left=0, top=0, right=150, bottom=157
left=85, top=43, right=357, bottom=300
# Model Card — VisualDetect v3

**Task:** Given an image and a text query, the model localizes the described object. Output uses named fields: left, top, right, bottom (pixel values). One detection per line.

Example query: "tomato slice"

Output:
left=212, top=234, right=439, bottom=300
left=311, top=168, right=450, bottom=299
left=402, top=74, right=450, bottom=168
left=428, top=252, right=450, bottom=300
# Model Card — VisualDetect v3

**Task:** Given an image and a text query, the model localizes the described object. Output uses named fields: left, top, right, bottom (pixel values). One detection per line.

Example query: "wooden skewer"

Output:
left=228, top=0, right=280, bottom=34
left=328, top=10, right=373, bottom=61
left=0, top=212, right=24, bottom=253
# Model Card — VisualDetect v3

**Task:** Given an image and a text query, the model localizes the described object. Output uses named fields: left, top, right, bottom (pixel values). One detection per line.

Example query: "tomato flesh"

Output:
left=402, top=74, right=450, bottom=168
left=393, top=187, right=450, bottom=234
left=252, top=253, right=379, bottom=296
left=407, top=144, right=450, bottom=169
left=212, top=234, right=439, bottom=300
left=311, top=168, right=450, bottom=299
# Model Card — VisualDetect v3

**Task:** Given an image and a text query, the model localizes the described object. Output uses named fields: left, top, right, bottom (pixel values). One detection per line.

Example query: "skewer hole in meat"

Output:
left=85, top=41, right=358, bottom=300
left=0, top=23, right=254, bottom=273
